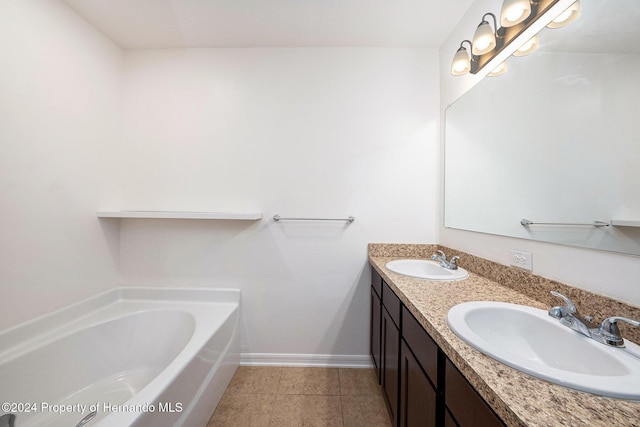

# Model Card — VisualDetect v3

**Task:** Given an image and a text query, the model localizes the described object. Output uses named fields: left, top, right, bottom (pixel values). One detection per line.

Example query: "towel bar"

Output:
left=520, top=219, right=610, bottom=227
left=273, top=215, right=355, bottom=223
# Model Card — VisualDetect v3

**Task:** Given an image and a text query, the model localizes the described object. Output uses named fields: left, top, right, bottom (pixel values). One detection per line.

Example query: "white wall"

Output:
left=119, top=48, right=440, bottom=363
left=0, top=0, right=123, bottom=330
left=439, top=0, right=640, bottom=306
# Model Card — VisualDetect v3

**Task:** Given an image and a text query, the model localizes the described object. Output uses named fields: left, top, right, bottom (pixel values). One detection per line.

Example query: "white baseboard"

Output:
left=240, top=353, right=373, bottom=368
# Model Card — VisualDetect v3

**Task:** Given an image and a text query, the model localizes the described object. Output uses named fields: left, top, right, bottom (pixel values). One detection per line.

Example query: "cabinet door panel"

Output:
left=400, top=340, right=437, bottom=427
left=371, top=286, right=382, bottom=382
left=402, top=309, right=438, bottom=387
left=444, top=408, right=458, bottom=427
left=382, top=307, right=400, bottom=427
left=445, top=359, right=505, bottom=427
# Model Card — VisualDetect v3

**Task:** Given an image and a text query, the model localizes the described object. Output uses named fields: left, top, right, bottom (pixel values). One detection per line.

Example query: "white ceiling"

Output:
left=61, top=0, right=473, bottom=49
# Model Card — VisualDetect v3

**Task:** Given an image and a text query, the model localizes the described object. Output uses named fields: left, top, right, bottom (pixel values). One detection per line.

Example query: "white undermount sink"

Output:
left=447, top=301, right=640, bottom=400
left=385, top=259, right=468, bottom=281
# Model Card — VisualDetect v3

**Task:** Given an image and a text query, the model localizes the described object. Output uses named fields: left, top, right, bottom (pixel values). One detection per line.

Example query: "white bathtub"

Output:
left=0, top=287, right=240, bottom=427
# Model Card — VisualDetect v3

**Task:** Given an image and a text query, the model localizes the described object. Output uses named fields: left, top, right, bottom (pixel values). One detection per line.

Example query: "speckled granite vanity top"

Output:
left=369, top=243, right=640, bottom=427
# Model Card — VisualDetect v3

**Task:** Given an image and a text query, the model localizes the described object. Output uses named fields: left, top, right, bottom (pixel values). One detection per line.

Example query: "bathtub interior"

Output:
left=1, top=310, right=195, bottom=426
left=0, top=287, right=240, bottom=427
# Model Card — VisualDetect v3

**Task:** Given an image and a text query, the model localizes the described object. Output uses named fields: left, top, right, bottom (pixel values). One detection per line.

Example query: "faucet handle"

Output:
left=431, top=250, right=447, bottom=261
left=549, top=291, right=577, bottom=318
left=599, top=316, right=640, bottom=344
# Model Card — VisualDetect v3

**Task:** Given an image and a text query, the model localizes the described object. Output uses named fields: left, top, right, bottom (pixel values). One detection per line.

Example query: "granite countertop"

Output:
left=369, top=253, right=640, bottom=427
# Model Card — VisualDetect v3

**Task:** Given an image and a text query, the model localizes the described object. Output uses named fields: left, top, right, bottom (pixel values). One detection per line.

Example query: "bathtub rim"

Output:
left=0, top=287, right=240, bottom=356
left=0, top=286, right=241, bottom=427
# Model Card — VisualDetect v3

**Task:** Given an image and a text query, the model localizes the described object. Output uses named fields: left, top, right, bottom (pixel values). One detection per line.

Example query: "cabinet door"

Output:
left=382, top=307, right=400, bottom=427
left=402, top=309, right=438, bottom=387
left=444, top=408, right=458, bottom=427
left=371, top=286, right=382, bottom=383
left=445, top=359, right=505, bottom=427
left=399, top=340, right=437, bottom=427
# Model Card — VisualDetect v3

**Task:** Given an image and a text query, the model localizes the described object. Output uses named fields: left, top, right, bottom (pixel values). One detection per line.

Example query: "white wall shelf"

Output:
left=611, top=220, right=640, bottom=228
left=97, top=211, right=263, bottom=220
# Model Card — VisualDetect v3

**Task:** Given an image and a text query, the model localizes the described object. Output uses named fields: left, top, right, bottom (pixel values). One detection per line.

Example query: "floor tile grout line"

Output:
left=209, top=367, right=388, bottom=426
left=276, top=394, right=344, bottom=398
left=273, top=367, right=284, bottom=402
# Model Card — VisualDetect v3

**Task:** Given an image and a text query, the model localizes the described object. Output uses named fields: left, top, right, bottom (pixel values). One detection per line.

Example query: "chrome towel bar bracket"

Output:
left=521, top=219, right=610, bottom=227
left=274, top=215, right=355, bottom=223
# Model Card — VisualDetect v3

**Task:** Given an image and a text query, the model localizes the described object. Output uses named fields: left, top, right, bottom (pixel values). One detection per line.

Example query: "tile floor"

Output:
left=207, top=367, right=392, bottom=427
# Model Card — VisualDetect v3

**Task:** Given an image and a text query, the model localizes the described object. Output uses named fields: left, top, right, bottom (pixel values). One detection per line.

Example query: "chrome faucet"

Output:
left=548, top=290, right=597, bottom=337
left=430, top=250, right=460, bottom=270
left=431, top=250, right=446, bottom=263
left=548, top=291, right=640, bottom=347
left=595, top=316, right=640, bottom=347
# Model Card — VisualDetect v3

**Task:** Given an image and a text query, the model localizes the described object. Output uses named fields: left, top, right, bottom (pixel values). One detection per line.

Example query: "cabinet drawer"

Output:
left=371, top=267, right=382, bottom=298
left=382, top=281, right=401, bottom=328
left=402, top=309, right=438, bottom=387
left=445, top=359, right=505, bottom=427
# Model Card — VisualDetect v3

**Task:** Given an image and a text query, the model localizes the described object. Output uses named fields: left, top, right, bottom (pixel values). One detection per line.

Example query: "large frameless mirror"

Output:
left=444, top=0, right=640, bottom=255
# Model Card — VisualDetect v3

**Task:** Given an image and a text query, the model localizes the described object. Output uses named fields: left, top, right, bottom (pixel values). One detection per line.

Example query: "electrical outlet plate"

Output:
left=510, top=250, right=532, bottom=271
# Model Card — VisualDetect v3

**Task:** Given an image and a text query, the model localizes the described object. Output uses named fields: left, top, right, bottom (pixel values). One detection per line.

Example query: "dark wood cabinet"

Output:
left=371, top=285, right=382, bottom=383
left=445, top=359, right=504, bottom=427
left=370, top=266, right=505, bottom=427
left=371, top=263, right=383, bottom=382
left=400, top=340, right=437, bottom=427
left=400, top=308, right=440, bottom=427
left=381, top=280, right=401, bottom=426
left=372, top=267, right=382, bottom=299
left=382, top=305, right=400, bottom=426
left=402, top=309, right=439, bottom=387
left=382, top=281, right=401, bottom=327
left=444, top=408, right=458, bottom=427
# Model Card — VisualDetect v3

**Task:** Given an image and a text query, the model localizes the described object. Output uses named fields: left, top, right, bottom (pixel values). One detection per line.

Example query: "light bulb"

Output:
left=500, top=0, right=532, bottom=27
left=451, top=46, right=471, bottom=76
left=472, top=21, right=497, bottom=55
left=547, top=0, right=581, bottom=28
left=488, top=61, right=507, bottom=77
left=513, top=35, right=539, bottom=56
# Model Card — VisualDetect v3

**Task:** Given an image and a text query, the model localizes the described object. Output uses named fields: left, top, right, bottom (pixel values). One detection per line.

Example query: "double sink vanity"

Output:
left=368, top=243, right=640, bottom=426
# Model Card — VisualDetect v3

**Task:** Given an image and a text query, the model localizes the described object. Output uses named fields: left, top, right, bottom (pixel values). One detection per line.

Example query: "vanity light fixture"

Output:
left=450, top=0, right=580, bottom=77
left=547, top=0, right=580, bottom=28
left=451, top=40, right=473, bottom=75
left=500, top=0, right=533, bottom=27
left=513, top=35, right=539, bottom=56
left=472, top=13, right=499, bottom=55
left=487, top=61, right=508, bottom=77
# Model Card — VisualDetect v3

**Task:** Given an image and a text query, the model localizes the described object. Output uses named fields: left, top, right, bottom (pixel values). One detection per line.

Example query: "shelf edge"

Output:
left=611, top=220, right=640, bottom=227
left=97, top=211, right=263, bottom=220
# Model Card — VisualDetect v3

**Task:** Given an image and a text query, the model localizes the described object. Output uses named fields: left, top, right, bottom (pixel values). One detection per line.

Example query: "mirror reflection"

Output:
left=444, top=0, right=640, bottom=255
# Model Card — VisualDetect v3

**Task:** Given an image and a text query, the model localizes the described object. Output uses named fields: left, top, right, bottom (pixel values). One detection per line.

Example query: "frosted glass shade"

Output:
left=548, top=0, right=581, bottom=28
left=513, top=35, right=539, bottom=56
left=500, top=0, right=532, bottom=27
left=472, top=22, right=497, bottom=55
left=487, top=61, right=507, bottom=77
left=451, top=47, right=471, bottom=75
